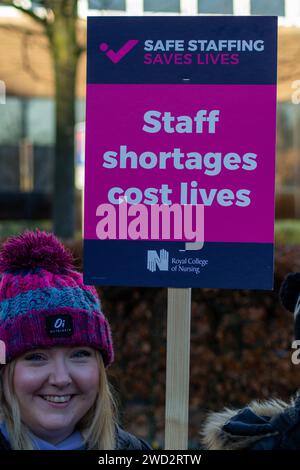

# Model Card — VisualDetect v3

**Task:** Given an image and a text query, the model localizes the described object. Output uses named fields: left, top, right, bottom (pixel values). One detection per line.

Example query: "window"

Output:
left=76, top=99, right=86, bottom=124
left=0, top=98, right=22, bottom=190
left=27, top=99, right=54, bottom=146
left=144, top=0, right=180, bottom=13
left=276, top=104, right=297, bottom=192
left=251, top=0, right=285, bottom=16
left=88, top=0, right=125, bottom=10
left=0, top=98, right=22, bottom=145
left=198, top=0, right=233, bottom=14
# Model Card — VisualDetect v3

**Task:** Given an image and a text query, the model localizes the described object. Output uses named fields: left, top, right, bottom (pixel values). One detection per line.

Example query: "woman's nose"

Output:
left=48, top=359, right=72, bottom=388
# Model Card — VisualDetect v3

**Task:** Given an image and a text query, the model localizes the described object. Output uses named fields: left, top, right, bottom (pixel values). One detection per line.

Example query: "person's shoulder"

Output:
left=200, top=397, right=291, bottom=450
left=115, top=426, right=152, bottom=450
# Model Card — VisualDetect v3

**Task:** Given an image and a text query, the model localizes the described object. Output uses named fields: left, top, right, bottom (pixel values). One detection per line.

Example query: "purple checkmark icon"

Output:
left=99, top=40, right=139, bottom=63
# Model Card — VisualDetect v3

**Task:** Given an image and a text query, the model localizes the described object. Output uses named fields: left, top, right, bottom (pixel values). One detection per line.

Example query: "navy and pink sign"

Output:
left=84, top=16, right=277, bottom=289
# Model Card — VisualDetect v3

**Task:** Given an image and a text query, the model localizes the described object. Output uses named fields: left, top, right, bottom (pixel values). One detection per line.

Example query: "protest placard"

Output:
left=84, top=16, right=277, bottom=290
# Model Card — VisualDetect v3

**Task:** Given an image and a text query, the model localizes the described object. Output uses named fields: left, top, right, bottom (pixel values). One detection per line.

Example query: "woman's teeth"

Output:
left=42, top=395, right=72, bottom=403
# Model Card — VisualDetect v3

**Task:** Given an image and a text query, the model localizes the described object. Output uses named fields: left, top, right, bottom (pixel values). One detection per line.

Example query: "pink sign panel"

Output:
left=85, top=84, right=276, bottom=244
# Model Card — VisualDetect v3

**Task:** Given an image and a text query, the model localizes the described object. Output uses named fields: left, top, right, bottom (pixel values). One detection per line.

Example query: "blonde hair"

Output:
left=0, top=352, right=117, bottom=450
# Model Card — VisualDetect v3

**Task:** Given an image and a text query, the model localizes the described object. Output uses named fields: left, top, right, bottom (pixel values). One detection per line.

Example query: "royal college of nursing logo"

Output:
left=147, top=249, right=169, bottom=272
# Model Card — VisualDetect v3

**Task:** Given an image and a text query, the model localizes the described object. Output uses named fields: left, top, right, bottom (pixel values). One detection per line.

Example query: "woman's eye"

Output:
left=24, top=353, right=46, bottom=361
left=72, top=350, right=92, bottom=358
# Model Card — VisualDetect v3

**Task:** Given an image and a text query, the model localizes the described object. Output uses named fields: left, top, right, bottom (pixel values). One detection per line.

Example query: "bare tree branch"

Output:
left=22, top=31, right=48, bottom=80
left=0, top=22, right=45, bottom=37
left=0, top=23, right=52, bottom=82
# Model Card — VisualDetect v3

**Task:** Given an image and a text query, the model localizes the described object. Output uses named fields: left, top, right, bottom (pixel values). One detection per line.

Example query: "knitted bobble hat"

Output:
left=279, top=272, right=300, bottom=341
left=0, top=230, right=113, bottom=366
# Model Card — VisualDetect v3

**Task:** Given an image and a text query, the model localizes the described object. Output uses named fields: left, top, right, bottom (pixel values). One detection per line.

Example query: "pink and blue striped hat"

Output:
left=0, top=230, right=113, bottom=367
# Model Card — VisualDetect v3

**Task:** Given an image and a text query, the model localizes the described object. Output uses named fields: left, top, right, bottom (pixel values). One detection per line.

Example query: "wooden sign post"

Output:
left=165, top=288, right=191, bottom=450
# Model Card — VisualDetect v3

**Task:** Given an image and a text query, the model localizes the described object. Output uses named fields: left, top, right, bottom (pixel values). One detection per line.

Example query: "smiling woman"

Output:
left=0, top=230, right=151, bottom=450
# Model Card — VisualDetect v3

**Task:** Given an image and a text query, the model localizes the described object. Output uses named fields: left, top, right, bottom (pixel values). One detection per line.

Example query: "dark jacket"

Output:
left=0, top=426, right=151, bottom=450
left=115, top=426, right=151, bottom=450
left=0, top=430, right=9, bottom=450
left=201, top=394, right=300, bottom=450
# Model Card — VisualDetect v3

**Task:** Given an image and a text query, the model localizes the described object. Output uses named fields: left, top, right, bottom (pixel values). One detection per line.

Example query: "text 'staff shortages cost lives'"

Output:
left=84, top=16, right=277, bottom=289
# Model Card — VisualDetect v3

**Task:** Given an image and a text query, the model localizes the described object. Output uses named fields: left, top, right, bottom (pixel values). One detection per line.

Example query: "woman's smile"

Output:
left=40, top=395, right=74, bottom=404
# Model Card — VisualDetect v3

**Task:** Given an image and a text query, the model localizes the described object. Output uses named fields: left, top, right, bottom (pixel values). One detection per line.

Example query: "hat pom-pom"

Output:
left=0, top=230, right=74, bottom=274
left=279, top=272, right=300, bottom=313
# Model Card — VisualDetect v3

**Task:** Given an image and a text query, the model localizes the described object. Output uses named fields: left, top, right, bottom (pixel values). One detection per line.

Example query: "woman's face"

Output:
left=4, top=346, right=100, bottom=444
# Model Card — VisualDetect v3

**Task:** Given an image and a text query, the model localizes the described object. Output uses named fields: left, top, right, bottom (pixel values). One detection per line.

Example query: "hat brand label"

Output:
left=46, top=314, right=73, bottom=338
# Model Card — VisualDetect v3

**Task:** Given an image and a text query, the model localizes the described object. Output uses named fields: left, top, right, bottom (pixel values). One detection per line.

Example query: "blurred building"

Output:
left=0, top=0, right=299, bottom=220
